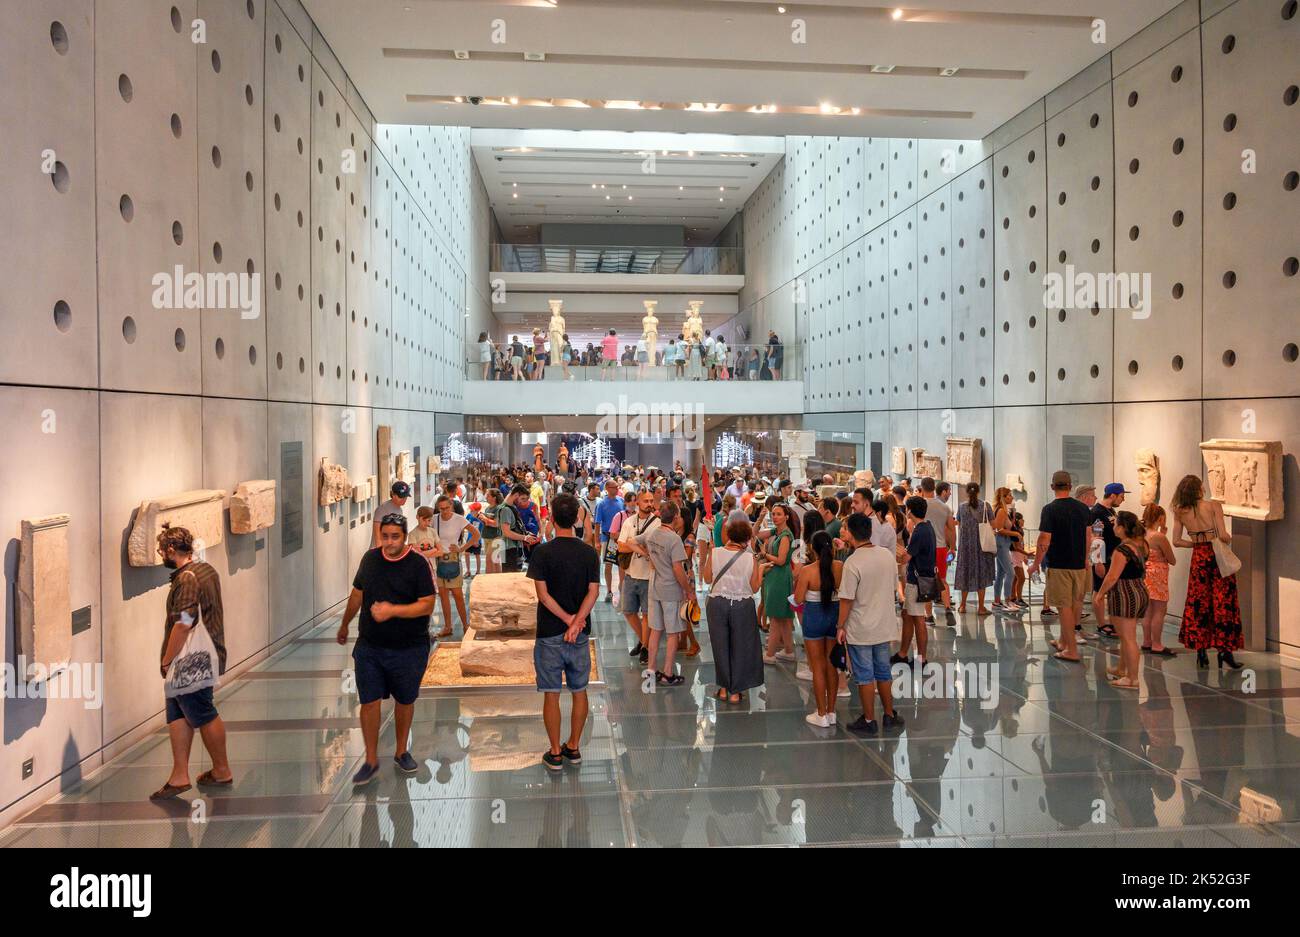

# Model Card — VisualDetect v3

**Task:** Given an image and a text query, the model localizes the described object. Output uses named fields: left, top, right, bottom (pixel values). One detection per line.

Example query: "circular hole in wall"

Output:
left=213, top=241, right=223, bottom=263
left=53, top=300, right=71, bottom=332
left=122, top=316, right=137, bottom=343
left=119, top=194, right=133, bottom=222
left=1172, top=209, right=1184, bottom=227
left=1172, top=354, right=1184, bottom=371
left=215, top=338, right=226, bottom=360
left=170, top=6, right=183, bottom=32
left=1223, top=192, right=1237, bottom=210
left=51, top=161, right=69, bottom=193
left=1223, top=113, right=1237, bottom=132
left=1284, top=0, right=1298, bottom=21
left=1171, top=64, right=1183, bottom=82
left=1129, top=158, right=1140, bottom=174
left=1128, top=360, right=1139, bottom=376
left=1285, top=171, right=1299, bottom=191
left=274, top=33, right=282, bottom=53
left=1221, top=34, right=1235, bottom=54
left=50, top=21, right=69, bottom=53
left=1223, top=270, right=1237, bottom=288
left=1286, top=86, right=1299, bottom=106
left=170, top=113, right=183, bottom=138
left=245, top=170, right=254, bottom=192
left=1172, top=282, right=1185, bottom=299
left=248, top=345, right=257, bottom=366
left=1129, top=225, right=1140, bottom=241
left=118, top=73, right=133, bottom=103
left=174, top=328, right=186, bottom=352
left=245, top=84, right=254, bottom=107
left=1128, top=91, right=1139, bottom=107
left=1057, top=368, right=1066, bottom=381
left=1222, top=350, right=1237, bottom=367
left=1283, top=343, right=1299, bottom=362
left=298, top=357, right=305, bottom=373
left=1285, top=257, right=1300, bottom=277
left=1172, top=137, right=1184, bottom=155
left=1090, top=364, right=1100, bottom=378
left=1089, top=112, right=1100, bottom=128
left=211, top=49, right=221, bottom=73
left=1091, top=176, right=1100, bottom=191
left=1091, top=238, right=1101, bottom=253
left=211, top=145, right=222, bottom=169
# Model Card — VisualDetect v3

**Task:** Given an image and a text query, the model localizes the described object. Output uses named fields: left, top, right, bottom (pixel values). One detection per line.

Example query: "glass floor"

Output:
left=3, top=579, right=1299, bottom=848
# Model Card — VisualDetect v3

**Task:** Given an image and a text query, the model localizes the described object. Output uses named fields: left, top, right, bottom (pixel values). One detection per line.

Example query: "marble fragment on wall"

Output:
left=946, top=437, right=982, bottom=487
left=18, top=514, right=72, bottom=680
left=127, top=490, right=225, bottom=566
left=230, top=480, right=276, bottom=534
left=1200, top=439, right=1284, bottom=521
left=318, top=459, right=350, bottom=506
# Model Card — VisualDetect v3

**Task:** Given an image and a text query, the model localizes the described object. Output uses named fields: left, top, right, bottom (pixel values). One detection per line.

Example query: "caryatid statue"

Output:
left=547, top=299, right=566, bottom=367
left=642, top=300, right=659, bottom=361
left=683, top=300, right=704, bottom=343
left=557, top=442, right=569, bottom=475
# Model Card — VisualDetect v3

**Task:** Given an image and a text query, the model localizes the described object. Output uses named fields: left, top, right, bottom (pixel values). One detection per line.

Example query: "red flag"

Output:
left=701, top=462, right=713, bottom=520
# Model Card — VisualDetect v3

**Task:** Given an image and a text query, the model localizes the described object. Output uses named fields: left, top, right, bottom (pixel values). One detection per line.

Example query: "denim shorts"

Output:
left=801, top=599, right=838, bottom=640
left=165, top=686, right=219, bottom=729
left=352, top=639, right=430, bottom=706
left=534, top=633, right=591, bottom=693
left=622, top=576, right=650, bottom=614
left=847, top=642, right=893, bottom=684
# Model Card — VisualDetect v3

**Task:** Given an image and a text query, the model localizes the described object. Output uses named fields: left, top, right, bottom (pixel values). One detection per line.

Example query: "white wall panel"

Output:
left=0, top=0, right=98, bottom=388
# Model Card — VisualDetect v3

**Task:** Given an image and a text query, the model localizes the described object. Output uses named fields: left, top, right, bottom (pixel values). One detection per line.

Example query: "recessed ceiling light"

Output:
left=777, top=5, right=786, bottom=12
left=892, top=8, right=904, bottom=20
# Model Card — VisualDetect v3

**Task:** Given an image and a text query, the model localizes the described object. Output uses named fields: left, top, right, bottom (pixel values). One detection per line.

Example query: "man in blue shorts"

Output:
left=527, top=494, right=601, bottom=770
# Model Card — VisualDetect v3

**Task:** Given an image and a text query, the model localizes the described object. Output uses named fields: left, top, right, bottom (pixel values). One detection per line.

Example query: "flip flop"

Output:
left=1052, top=652, right=1081, bottom=663
left=1150, top=647, right=1177, bottom=657
left=196, top=770, right=233, bottom=787
left=149, top=782, right=192, bottom=801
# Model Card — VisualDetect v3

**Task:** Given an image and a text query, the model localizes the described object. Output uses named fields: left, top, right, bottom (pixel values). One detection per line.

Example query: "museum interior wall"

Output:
left=736, top=0, right=1299, bottom=650
left=0, top=0, right=491, bottom=820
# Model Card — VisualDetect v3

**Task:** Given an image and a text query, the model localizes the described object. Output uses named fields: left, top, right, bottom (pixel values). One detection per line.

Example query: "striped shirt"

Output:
left=163, top=560, right=227, bottom=675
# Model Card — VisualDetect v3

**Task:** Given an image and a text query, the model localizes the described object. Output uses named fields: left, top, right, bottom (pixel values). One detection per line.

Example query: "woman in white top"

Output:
left=428, top=495, right=480, bottom=638
left=477, top=332, right=493, bottom=381
left=703, top=515, right=765, bottom=704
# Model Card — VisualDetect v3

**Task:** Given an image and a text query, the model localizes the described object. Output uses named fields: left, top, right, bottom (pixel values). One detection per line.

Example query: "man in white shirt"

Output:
left=616, top=490, right=661, bottom=665
left=836, top=512, right=904, bottom=736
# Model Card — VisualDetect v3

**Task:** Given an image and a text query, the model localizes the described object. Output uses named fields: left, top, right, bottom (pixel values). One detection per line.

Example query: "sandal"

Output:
left=149, top=782, right=191, bottom=801
left=715, top=688, right=728, bottom=701
left=1052, top=652, right=1081, bottom=663
left=1150, top=647, right=1176, bottom=657
left=196, top=770, right=233, bottom=787
left=1111, top=678, right=1140, bottom=690
left=1097, top=625, right=1118, bottom=639
left=436, top=629, right=454, bottom=639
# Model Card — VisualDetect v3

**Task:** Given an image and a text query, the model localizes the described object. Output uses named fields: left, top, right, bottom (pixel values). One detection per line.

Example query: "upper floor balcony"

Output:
left=490, top=243, right=744, bottom=294
left=492, top=243, right=742, bottom=276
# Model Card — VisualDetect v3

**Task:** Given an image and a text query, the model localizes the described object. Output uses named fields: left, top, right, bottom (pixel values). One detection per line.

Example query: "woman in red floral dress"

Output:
left=1170, top=475, right=1242, bottom=669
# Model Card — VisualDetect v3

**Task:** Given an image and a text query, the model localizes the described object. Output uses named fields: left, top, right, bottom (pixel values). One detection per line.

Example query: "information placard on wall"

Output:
left=281, top=441, right=303, bottom=556
left=1062, top=435, right=1095, bottom=489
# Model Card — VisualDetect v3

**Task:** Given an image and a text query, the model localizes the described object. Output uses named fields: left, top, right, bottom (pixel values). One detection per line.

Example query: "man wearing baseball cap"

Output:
left=1090, top=482, right=1129, bottom=637
left=373, top=480, right=412, bottom=548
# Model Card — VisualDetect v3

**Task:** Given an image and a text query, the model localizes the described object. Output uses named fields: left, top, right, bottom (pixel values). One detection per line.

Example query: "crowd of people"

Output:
left=146, top=452, right=1245, bottom=793
left=475, top=329, right=786, bottom=381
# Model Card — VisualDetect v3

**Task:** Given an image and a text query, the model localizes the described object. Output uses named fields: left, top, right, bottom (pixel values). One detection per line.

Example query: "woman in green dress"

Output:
left=761, top=503, right=798, bottom=663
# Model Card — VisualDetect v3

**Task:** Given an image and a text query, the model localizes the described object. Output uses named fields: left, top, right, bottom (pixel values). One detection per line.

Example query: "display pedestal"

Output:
left=1232, top=518, right=1268, bottom=653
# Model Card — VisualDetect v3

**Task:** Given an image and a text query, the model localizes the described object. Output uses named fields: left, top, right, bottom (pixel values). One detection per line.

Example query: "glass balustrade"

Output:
left=463, top=341, right=799, bottom=382
left=491, top=243, right=743, bottom=276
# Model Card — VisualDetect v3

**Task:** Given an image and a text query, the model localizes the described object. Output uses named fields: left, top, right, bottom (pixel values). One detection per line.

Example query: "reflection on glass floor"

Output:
left=3, top=581, right=1299, bottom=848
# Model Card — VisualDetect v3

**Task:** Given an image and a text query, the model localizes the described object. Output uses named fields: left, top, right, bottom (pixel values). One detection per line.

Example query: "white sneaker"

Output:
left=763, top=654, right=778, bottom=664
left=795, top=665, right=813, bottom=681
left=836, top=685, right=851, bottom=698
left=826, top=712, right=837, bottom=725
left=805, top=712, right=830, bottom=728
left=775, top=651, right=797, bottom=662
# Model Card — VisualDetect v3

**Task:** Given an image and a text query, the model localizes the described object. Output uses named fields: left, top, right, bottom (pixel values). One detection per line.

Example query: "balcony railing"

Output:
left=491, top=243, right=743, bottom=276
left=464, top=342, right=798, bottom=382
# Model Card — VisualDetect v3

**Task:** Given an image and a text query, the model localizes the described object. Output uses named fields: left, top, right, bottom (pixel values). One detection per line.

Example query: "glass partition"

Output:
left=491, top=243, right=742, bottom=276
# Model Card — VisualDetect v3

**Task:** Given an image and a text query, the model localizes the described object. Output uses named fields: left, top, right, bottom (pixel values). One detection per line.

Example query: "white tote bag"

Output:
left=163, top=590, right=220, bottom=699
left=1212, top=539, right=1242, bottom=578
left=978, top=504, right=997, bottom=554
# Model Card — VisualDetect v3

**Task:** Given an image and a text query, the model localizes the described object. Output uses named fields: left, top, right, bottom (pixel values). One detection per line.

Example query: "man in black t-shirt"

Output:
left=337, top=512, right=436, bottom=786
left=1029, top=471, right=1095, bottom=662
left=526, top=494, right=600, bottom=771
